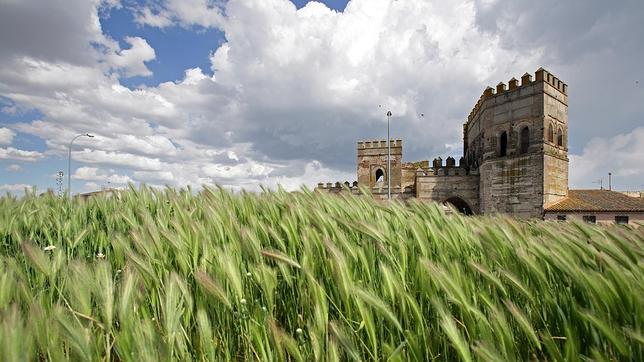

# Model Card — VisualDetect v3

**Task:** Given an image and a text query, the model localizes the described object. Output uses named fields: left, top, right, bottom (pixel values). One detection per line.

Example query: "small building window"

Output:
left=557, top=128, right=563, bottom=147
left=499, top=131, right=507, bottom=157
left=375, top=168, right=384, bottom=183
left=547, top=124, right=554, bottom=143
left=520, top=126, right=530, bottom=154
left=583, top=215, right=596, bottom=224
left=557, top=215, right=567, bottom=221
left=615, top=216, right=629, bottom=225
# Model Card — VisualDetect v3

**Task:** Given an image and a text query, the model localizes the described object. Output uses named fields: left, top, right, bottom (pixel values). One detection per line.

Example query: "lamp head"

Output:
left=86, top=133, right=94, bottom=138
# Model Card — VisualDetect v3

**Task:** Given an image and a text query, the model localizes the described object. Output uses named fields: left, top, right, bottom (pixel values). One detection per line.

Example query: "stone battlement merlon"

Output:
left=357, top=139, right=403, bottom=149
left=465, top=67, right=568, bottom=125
left=316, top=181, right=358, bottom=190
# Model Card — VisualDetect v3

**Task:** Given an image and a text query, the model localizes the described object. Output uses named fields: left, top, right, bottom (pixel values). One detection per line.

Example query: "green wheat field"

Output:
left=0, top=186, right=642, bottom=361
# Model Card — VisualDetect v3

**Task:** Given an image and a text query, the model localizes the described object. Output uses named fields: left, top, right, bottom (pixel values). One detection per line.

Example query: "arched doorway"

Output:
left=375, top=168, right=384, bottom=183
left=443, top=197, right=474, bottom=215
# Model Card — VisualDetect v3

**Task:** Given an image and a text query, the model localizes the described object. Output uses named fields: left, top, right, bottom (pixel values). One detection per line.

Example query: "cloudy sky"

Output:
left=1, top=0, right=643, bottom=195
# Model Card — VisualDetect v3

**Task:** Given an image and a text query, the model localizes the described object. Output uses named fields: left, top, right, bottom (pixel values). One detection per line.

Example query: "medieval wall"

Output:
left=357, top=140, right=403, bottom=191
left=542, top=73, right=569, bottom=207
left=415, top=166, right=480, bottom=213
left=317, top=68, right=570, bottom=219
left=465, top=68, right=568, bottom=218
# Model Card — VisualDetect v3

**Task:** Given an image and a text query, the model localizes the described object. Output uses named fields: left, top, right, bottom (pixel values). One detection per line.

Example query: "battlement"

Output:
left=467, top=67, right=568, bottom=123
left=316, top=181, right=359, bottom=190
left=357, top=139, right=402, bottom=149
left=413, top=156, right=474, bottom=177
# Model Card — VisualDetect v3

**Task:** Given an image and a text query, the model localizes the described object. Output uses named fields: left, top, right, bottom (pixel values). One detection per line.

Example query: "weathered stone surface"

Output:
left=317, top=68, right=571, bottom=219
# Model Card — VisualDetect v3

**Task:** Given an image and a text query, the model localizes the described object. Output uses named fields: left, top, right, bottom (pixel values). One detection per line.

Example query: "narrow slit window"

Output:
left=557, top=128, right=563, bottom=147
left=547, top=124, right=554, bottom=143
left=499, top=131, right=507, bottom=157
left=520, top=127, right=529, bottom=154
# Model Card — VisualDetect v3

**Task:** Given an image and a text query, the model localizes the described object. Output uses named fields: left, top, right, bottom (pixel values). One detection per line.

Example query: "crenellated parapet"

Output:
left=357, top=139, right=402, bottom=149
left=416, top=156, right=474, bottom=177
left=315, top=181, right=359, bottom=192
left=466, top=68, right=568, bottom=124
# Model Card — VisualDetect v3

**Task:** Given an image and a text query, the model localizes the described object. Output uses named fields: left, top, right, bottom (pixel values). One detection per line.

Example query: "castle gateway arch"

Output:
left=443, top=196, right=474, bottom=215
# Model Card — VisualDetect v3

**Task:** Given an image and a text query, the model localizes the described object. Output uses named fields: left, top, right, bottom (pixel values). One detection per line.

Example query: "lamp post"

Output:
left=386, top=111, right=392, bottom=200
left=68, top=133, right=94, bottom=199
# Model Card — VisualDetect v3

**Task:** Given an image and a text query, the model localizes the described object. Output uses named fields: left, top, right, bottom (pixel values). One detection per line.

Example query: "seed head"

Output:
left=96, top=252, right=105, bottom=258
left=296, top=328, right=303, bottom=335
left=43, top=245, right=56, bottom=251
left=246, top=272, right=252, bottom=277
left=240, top=298, right=247, bottom=305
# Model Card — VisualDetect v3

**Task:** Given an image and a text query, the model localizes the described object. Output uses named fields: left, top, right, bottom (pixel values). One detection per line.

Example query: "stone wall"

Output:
left=318, top=68, right=571, bottom=219
left=415, top=167, right=480, bottom=213
left=357, top=140, right=402, bottom=189
left=464, top=68, right=569, bottom=218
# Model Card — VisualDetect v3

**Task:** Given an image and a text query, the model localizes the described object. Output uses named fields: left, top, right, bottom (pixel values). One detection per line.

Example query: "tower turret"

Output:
left=357, top=139, right=403, bottom=191
left=463, top=68, right=569, bottom=217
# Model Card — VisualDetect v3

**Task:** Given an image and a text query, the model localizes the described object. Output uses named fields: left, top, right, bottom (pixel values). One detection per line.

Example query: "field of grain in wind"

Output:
left=0, top=186, right=642, bottom=361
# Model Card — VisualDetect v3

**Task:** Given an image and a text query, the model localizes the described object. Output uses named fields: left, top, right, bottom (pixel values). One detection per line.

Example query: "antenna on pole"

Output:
left=56, top=171, right=64, bottom=197
left=592, top=178, right=603, bottom=190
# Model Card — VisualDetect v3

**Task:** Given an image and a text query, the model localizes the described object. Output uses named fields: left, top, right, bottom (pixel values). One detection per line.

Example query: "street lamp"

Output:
left=68, top=133, right=94, bottom=199
left=387, top=111, right=392, bottom=200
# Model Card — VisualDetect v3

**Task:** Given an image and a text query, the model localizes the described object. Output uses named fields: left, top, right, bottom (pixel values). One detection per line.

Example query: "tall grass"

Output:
left=0, top=185, right=642, bottom=361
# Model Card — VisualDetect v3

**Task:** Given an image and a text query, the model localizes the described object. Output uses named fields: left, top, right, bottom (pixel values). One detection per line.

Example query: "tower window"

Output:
left=557, top=128, right=563, bottom=147
left=499, top=131, right=507, bottom=157
left=520, top=126, right=529, bottom=154
left=547, top=124, right=554, bottom=143
left=375, top=168, right=384, bottom=183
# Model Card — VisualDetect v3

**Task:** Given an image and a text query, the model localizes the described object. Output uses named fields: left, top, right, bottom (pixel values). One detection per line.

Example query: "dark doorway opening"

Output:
left=444, top=197, right=474, bottom=215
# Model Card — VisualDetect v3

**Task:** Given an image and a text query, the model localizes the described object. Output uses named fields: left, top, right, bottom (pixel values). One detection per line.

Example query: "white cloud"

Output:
left=0, top=183, right=33, bottom=195
left=263, top=160, right=354, bottom=191
left=134, top=0, right=226, bottom=29
left=132, top=170, right=175, bottom=182
left=0, top=127, right=15, bottom=145
left=72, top=166, right=132, bottom=184
left=1, top=0, right=644, bottom=191
left=5, top=164, right=22, bottom=172
left=73, top=150, right=164, bottom=171
left=569, top=127, right=644, bottom=190
left=0, top=147, right=44, bottom=162
left=106, top=36, right=156, bottom=77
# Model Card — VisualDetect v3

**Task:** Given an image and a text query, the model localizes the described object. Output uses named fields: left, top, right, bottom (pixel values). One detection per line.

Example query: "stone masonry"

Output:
left=316, top=68, right=570, bottom=218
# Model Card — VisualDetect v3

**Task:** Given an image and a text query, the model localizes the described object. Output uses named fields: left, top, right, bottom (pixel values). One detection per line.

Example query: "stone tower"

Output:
left=357, top=140, right=403, bottom=192
left=464, top=68, right=569, bottom=217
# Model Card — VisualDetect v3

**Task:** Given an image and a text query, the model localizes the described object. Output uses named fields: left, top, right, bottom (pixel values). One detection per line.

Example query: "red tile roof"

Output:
left=545, top=190, right=644, bottom=212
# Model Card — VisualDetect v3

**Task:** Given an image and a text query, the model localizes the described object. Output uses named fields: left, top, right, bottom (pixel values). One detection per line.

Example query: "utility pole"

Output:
left=608, top=172, right=612, bottom=191
left=56, top=171, right=64, bottom=197
left=387, top=111, right=392, bottom=201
